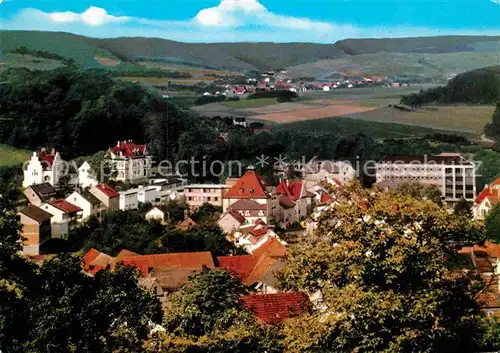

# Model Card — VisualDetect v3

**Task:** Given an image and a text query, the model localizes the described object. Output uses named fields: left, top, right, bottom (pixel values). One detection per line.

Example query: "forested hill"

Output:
left=1, top=30, right=499, bottom=71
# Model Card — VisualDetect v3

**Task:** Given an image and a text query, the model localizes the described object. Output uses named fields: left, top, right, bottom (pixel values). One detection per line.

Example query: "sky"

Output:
left=0, top=0, right=499, bottom=43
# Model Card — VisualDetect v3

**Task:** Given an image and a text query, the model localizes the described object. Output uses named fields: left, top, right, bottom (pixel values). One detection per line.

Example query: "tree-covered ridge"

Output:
left=400, top=66, right=500, bottom=107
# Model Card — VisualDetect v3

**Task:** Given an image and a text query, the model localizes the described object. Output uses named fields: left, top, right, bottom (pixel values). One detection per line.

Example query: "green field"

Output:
left=0, top=145, right=31, bottom=167
left=275, top=116, right=472, bottom=139
left=221, top=98, right=280, bottom=109
left=343, top=105, right=494, bottom=135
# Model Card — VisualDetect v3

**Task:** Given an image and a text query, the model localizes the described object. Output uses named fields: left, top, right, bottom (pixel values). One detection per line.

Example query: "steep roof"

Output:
left=29, top=183, right=56, bottom=199
left=475, top=185, right=500, bottom=205
left=243, top=254, right=283, bottom=286
left=277, top=180, right=303, bottom=201
left=38, top=152, right=55, bottom=169
left=217, top=255, right=258, bottom=280
left=109, top=140, right=147, bottom=158
left=240, top=293, right=309, bottom=325
left=95, top=184, right=119, bottom=198
left=19, top=205, right=52, bottom=223
left=253, top=237, right=287, bottom=258
left=49, top=200, right=82, bottom=214
left=224, top=168, right=270, bottom=199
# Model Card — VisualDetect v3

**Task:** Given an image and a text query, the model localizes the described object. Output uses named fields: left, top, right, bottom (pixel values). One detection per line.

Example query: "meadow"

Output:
left=0, top=144, right=31, bottom=167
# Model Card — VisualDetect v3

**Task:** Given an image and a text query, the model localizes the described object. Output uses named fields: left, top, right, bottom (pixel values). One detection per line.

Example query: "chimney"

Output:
left=117, top=141, right=120, bottom=147
left=41, top=147, right=46, bottom=153
left=51, top=148, right=56, bottom=155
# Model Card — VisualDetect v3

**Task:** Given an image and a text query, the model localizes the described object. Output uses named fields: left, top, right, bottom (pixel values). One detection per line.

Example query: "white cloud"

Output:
left=490, top=0, right=500, bottom=4
left=46, top=6, right=130, bottom=26
left=193, top=0, right=334, bottom=31
left=1, top=2, right=499, bottom=43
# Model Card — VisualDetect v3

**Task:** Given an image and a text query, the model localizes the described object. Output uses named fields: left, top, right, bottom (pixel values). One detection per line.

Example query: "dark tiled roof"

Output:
left=29, top=183, right=56, bottom=199
left=228, top=199, right=267, bottom=211
left=81, top=191, right=102, bottom=205
left=19, top=205, right=52, bottom=223
left=240, top=293, right=309, bottom=325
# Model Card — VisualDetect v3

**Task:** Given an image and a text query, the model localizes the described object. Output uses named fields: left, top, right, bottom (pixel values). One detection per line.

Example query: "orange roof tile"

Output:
left=82, top=248, right=101, bottom=270
left=217, top=255, right=258, bottom=280
left=253, top=237, right=287, bottom=258
left=475, top=185, right=500, bottom=205
left=120, top=252, right=215, bottom=277
left=224, top=168, right=270, bottom=199
left=243, top=254, right=281, bottom=286
left=276, top=180, right=304, bottom=201
left=240, top=293, right=309, bottom=325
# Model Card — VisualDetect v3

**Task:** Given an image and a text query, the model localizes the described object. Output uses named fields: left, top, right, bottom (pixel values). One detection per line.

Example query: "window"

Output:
left=214, top=197, right=218, bottom=201
left=188, top=197, right=192, bottom=201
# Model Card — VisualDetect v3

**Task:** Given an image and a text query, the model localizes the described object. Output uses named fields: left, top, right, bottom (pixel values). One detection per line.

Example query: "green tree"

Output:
left=191, top=203, right=222, bottom=224
left=56, top=174, right=75, bottom=198
left=147, top=268, right=283, bottom=353
left=279, top=189, right=484, bottom=353
left=485, top=204, right=500, bottom=242
left=454, top=198, right=473, bottom=218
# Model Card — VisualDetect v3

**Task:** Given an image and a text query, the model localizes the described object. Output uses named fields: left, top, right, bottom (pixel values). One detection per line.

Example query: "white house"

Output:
left=474, top=178, right=500, bottom=220
left=40, top=200, right=82, bottom=239
left=66, top=191, right=105, bottom=222
left=134, top=186, right=158, bottom=204
left=119, top=190, right=139, bottom=211
left=23, top=150, right=65, bottom=187
left=322, top=85, right=330, bottom=92
left=145, top=206, right=169, bottom=222
left=78, top=162, right=99, bottom=189
left=108, top=140, right=152, bottom=183
left=218, top=211, right=247, bottom=234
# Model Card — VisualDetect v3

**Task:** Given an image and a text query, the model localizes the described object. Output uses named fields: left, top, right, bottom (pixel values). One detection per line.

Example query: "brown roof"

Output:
left=95, top=184, right=119, bottom=198
left=80, top=191, right=102, bottom=205
left=19, top=205, right=52, bottom=223
left=176, top=217, right=197, bottom=231
left=279, top=196, right=295, bottom=210
left=225, top=211, right=246, bottom=223
left=240, top=293, right=310, bottom=325
left=228, top=199, right=267, bottom=211
left=150, top=268, right=201, bottom=292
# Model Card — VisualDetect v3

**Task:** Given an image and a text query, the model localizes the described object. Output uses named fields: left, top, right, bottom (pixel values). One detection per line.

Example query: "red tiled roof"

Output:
left=82, top=248, right=102, bottom=270
left=240, top=293, right=309, bottom=325
left=224, top=168, right=270, bottom=199
left=228, top=199, right=267, bottom=211
left=49, top=199, right=82, bottom=214
left=96, top=184, right=119, bottom=198
left=320, top=193, right=333, bottom=204
left=109, top=141, right=147, bottom=158
left=38, top=152, right=55, bottom=168
left=115, top=249, right=139, bottom=260
left=217, top=255, right=258, bottom=280
left=120, top=252, right=215, bottom=277
left=250, top=228, right=270, bottom=237
left=475, top=185, right=500, bottom=205
left=276, top=180, right=304, bottom=201
left=253, top=237, right=287, bottom=258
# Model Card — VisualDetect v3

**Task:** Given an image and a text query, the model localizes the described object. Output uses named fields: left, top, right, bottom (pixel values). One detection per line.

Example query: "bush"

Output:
left=248, top=90, right=298, bottom=101
left=194, top=95, right=227, bottom=106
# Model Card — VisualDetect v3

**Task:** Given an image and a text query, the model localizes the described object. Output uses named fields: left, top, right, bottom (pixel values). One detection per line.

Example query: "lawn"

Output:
left=343, top=105, right=495, bottom=135
left=275, top=117, right=471, bottom=139
left=0, top=144, right=31, bottom=167
left=221, top=98, right=280, bottom=109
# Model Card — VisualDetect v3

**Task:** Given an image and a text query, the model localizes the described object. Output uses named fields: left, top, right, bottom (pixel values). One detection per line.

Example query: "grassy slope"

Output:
left=274, top=116, right=461, bottom=139
left=0, top=31, right=116, bottom=68
left=287, top=52, right=500, bottom=80
left=2, top=30, right=499, bottom=74
left=0, top=144, right=31, bottom=167
left=221, top=98, right=280, bottom=109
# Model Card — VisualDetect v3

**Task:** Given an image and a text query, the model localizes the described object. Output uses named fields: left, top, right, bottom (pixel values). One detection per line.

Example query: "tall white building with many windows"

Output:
left=108, top=140, right=152, bottom=183
left=376, top=153, right=476, bottom=205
